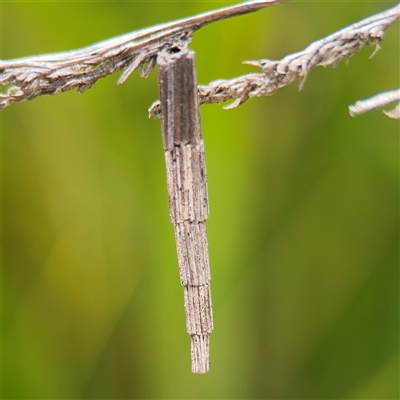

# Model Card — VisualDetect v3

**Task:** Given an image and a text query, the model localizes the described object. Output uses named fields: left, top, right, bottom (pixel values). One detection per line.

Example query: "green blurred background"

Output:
left=2, top=1, right=399, bottom=399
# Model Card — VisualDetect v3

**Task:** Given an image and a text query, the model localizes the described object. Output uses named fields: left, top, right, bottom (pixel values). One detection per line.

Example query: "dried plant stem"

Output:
left=148, top=3, right=400, bottom=117
left=0, top=0, right=285, bottom=110
left=349, top=89, right=400, bottom=119
left=157, top=48, right=213, bottom=374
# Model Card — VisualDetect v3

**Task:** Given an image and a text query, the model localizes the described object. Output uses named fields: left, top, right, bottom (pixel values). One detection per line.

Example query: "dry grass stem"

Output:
left=0, top=0, right=285, bottom=109
left=349, top=89, right=400, bottom=119
left=148, top=4, right=400, bottom=117
left=157, top=48, right=213, bottom=373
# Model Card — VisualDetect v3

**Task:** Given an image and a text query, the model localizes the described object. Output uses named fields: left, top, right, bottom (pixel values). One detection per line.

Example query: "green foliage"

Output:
left=2, top=1, right=399, bottom=399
